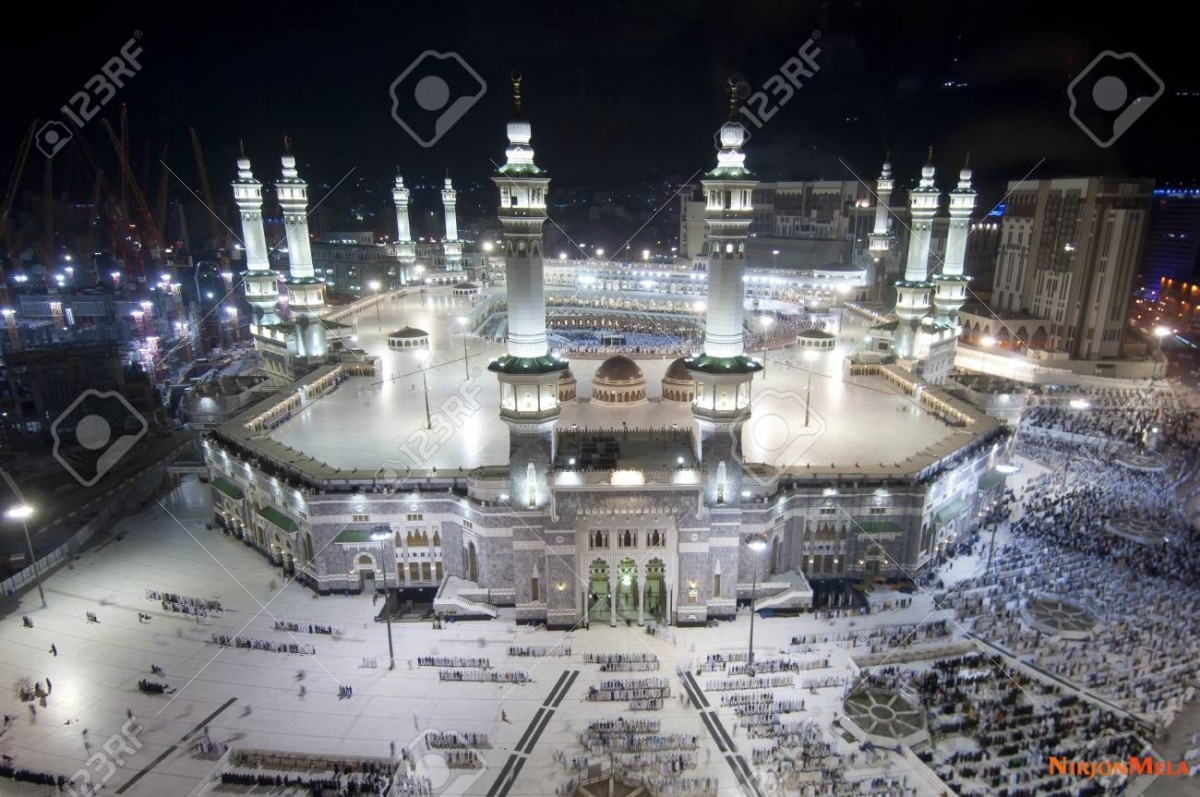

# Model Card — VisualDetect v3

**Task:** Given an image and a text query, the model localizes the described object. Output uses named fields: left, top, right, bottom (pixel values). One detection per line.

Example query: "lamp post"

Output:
left=369, top=280, right=382, bottom=330
left=804, top=349, right=818, bottom=427
left=7, top=505, right=44, bottom=608
left=457, top=316, right=470, bottom=379
left=746, top=537, right=767, bottom=675
left=416, top=349, right=432, bottom=429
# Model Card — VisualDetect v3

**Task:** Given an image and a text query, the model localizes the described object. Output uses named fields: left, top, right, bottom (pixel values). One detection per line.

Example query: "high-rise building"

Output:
left=989, top=178, right=1153, bottom=359
left=1143, top=187, right=1200, bottom=289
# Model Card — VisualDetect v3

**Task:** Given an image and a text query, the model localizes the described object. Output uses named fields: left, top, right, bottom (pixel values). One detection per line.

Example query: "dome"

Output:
left=595, top=355, right=643, bottom=383
left=388, top=326, right=428, bottom=339
left=664, top=357, right=693, bottom=382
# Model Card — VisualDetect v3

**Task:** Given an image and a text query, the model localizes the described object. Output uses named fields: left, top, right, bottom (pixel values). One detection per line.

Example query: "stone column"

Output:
left=637, top=571, right=645, bottom=626
left=609, top=574, right=618, bottom=627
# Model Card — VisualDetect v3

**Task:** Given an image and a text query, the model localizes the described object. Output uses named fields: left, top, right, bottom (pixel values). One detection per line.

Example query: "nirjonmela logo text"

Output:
left=1049, top=756, right=1191, bottom=778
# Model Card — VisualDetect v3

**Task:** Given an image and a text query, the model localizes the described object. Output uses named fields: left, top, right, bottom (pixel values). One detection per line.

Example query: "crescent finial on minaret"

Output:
left=964, top=150, right=971, bottom=168
left=239, top=139, right=246, bottom=157
left=283, top=135, right=293, bottom=154
left=926, top=145, right=934, bottom=165
left=727, top=78, right=740, bottom=121
left=511, top=71, right=523, bottom=117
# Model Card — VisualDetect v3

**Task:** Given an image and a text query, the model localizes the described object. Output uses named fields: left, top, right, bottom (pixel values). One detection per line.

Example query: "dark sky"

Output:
left=6, top=0, right=1198, bottom=212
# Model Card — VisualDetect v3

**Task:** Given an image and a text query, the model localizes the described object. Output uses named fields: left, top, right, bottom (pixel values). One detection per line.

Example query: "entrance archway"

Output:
left=617, top=558, right=639, bottom=619
left=356, top=554, right=376, bottom=593
left=644, top=558, right=666, bottom=621
left=466, top=542, right=478, bottom=582
left=587, top=559, right=611, bottom=623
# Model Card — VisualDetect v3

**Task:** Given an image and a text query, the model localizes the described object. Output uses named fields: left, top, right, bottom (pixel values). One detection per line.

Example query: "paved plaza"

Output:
left=0, top=476, right=960, bottom=796
left=270, top=291, right=956, bottom=473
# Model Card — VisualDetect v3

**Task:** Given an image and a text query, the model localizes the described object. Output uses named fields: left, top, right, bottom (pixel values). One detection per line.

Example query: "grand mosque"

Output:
left=202, top=79, right=1008, bottom=628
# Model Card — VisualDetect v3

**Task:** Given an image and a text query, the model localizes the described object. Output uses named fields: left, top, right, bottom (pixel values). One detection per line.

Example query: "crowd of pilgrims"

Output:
left=1022, top=385, right=1195, bottom=447
left=861, top=653, right=1153, bottom=797
left=219, top=754, right=394, bottom=797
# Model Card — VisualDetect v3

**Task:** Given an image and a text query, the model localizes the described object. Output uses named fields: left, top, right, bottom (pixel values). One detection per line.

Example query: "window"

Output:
left=869, top=507, right=886, bottom=515
left=530, top=577, right=540, bottom=602
left=819, top=508, right=837, bottom=515
left=407, top=514, right=423, bottom=521
left=352, top=514, right=369, bottom=522
left=712, top=573, right=721, bottom=596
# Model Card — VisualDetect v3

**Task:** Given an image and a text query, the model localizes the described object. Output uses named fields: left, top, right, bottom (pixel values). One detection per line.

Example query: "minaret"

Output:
left=933, top=156, right=975, bottom=326
left=441, top=174, right=463, bottom=271
left=893, top=149, right=940, bottom=359
left=868, top=156, right=893, bottom=257
left=487, top=74, right=567, bottom=509
left=275, top=137, right=327, bottom=358
left=232, top=144, right=280, bottom=325
left=392, top=173, right=416, bottom=280
left=686, top=81, right=761, bottom=507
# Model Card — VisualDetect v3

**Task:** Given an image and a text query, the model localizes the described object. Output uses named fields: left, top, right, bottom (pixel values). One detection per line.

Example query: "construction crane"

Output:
left=154, top=144, right=170, bottom=257
left=0, top=120, right=38, bottom=303
left=188, top=126, right=228, bottom=268
left=101, top=117, right=161, bottom=273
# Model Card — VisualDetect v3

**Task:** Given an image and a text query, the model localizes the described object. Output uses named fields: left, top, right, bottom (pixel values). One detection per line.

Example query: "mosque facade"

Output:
left=204, top=80, right=1009, bottom=628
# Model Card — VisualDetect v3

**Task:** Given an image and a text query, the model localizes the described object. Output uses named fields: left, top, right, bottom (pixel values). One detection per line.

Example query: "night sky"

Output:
left=7, top=0, right=1197, bottom=216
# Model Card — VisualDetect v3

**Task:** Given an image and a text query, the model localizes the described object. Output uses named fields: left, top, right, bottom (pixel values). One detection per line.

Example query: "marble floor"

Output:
left=0, top=476, right=959, bottom=796
left=269, top=289, right=955, bottom=472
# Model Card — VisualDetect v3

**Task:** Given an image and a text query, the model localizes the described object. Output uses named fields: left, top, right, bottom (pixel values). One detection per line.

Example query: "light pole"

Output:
left=772, top=249, right=779, bottom=270
left=804, top=349, right=818, bottom=427
left=369, top=280, right=382, bottom=331
left=416, top=349, right=432, bottom=429
left=7, top=505, right=44, bottom=608
left=746, top=537, right=767, bottom=675
left=457, top=316, right=470, bottom=379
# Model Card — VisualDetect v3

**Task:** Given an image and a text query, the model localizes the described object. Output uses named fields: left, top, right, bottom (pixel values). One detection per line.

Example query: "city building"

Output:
left=968, top=177, right=1154, bottom=361
left=1142, top=186, right=1200, bottom=289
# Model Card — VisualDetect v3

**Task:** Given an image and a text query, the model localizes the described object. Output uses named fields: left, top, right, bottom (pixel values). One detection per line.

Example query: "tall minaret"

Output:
left=442, top=174, right=463, bottom=270
left=275, top=137, right=327, bottom=358
left=868, top=156, right=894, bottom=257
left=933, top=156, right=976, bottom=326
left=686, top=81, right=761, bottom=507
left=487, top=74, right=567, bottom=508
left=392, top=173, right=416, bottom=279
left=232, top=145, right=280, bottom=325
left=893, top=149, right=940, bottom=358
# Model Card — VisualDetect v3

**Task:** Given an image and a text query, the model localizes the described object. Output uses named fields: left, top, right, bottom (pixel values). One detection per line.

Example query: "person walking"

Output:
left=49, top=644, right=57, bottom=657
left=46, top=678, right=52, bottom=695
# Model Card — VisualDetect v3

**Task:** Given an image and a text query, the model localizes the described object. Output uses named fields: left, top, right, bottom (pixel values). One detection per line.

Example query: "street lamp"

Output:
left=595, top=248, right=604, bottom=258
left=457, top=316, right=470, bottom=379
left=803, top=349, right=818, bottom=426
left=7, top=504, right=44, bottom=608
left=415, top=349, right=432, bottom=429
left=369, top=280, right=382, bottom=330
left=746, top=537, right=767, bottom=675
left=772, top=249, right=779, bottom=270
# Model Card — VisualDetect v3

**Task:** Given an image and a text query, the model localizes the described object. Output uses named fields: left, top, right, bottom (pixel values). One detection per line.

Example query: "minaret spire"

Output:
left=275, top=139, right=327, bottom=359
left=510, top=72, right=523, bottom=118
left=232, top=146, right=279, bottom=325
left=726, top=78, right=739, bottom=121
left=442, top=173, right=462, bottom=270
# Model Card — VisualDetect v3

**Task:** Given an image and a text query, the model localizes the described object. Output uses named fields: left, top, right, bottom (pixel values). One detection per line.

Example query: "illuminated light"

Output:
left=1069, top=399, right=1091, bottom=410
left=609, top=470, right=645, bottom=486
left=980, top=336, right=996, bottom=347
